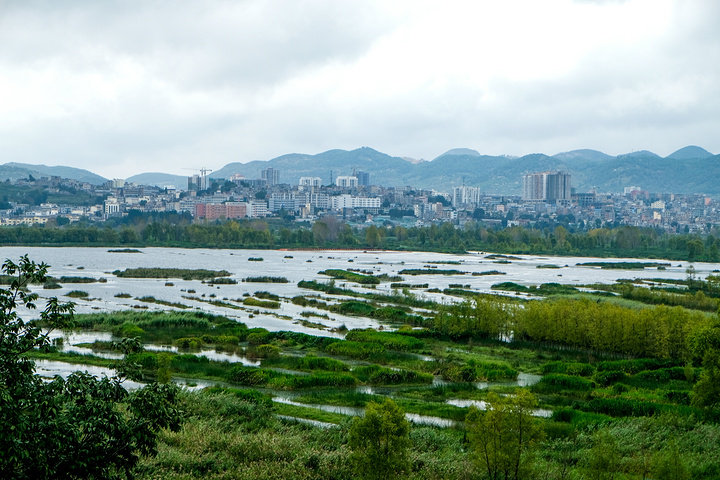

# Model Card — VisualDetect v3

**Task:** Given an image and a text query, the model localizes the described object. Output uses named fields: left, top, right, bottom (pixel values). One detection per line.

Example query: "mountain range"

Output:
left=1, top=145, right=718, bottom=196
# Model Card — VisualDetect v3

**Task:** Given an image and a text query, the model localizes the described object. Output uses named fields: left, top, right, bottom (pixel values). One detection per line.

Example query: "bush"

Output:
left=541, top=361, right=595, bottom=377
left=174, top=337, right=203, bottom=349
left=597, top=359, right=683, bottom=374
left=345, top=329, right=425, bottom=351
left=250, top=344, right=281, bottom=359
left=325, top=341, right=385, bottom=359
left=244, top=276, right=289, bottom=283
left=320, top=269, right=380, bottom=285
left=246, top=331, right=270, bottom=346
left=612, top=383, right=631, bottom=394
left=663, top=390, right=691, bottom=405
left=353, top=365, right=432, bottom=385
left=243, top=298, right=280, bottom=309
left=226, top=366, right=273, bottom=386
left=594, top=370, right=628, bottom=386
left=293, top=355, right=349, bottom=371
left=533, top=374, right=594, bottom=393
left=66, top=290, right=89, bottom=298
left=336, top=301, right=376, bottom=316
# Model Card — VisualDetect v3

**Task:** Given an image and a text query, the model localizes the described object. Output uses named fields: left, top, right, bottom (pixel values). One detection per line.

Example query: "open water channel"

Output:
left=4, top=246, right=715, bottom=425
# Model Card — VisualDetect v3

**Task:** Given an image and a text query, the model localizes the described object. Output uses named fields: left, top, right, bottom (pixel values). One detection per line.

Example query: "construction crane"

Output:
left=183, top=167, right=213, bottom=177
left=183, top=167, right=213, bottom=191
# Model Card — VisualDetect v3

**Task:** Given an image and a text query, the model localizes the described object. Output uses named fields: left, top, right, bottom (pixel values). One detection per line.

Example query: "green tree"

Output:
left=312, top=221, right=329, bottom=245
left=365, top=225, right=381, bottom=247
left=653, top=442, right=690, bottom=480
left=692, top=349, right=720, bottom=408
left=0, top=255, right=182, bottom=479
left=466, top=389, right=544, bottom=480
left=582, top=430, right=621, bottom=480
left=349, top=398, right=410, bottom=479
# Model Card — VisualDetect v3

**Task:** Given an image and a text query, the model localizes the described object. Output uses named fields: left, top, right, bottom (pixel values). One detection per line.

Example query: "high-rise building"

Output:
left=452, top=186, right=482, bottom=208
left=188, top=174, right=208, bottom=191
left=261, top=167, right=280, bottom=186
left=356, top=171, right=370, bottom=186
left=299, top=177, right=322, bottom=191
left=335, top=176, right=358, bottom=188
left=522, top=172, right=571, bottom=203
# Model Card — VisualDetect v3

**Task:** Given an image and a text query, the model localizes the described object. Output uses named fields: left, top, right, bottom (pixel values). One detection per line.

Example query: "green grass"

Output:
left=274, top=402, right=348, bottom=424
left=243, top=276, right=289, bottom=283
left=112, top=268, right=232, bottom=280
left=243, top=298, right=281, bottom=309
left=398, top=268, right=466, bottom=275
left=319, top=269, right=380, bottom=285
left=66, top=290, right=89, bottom=298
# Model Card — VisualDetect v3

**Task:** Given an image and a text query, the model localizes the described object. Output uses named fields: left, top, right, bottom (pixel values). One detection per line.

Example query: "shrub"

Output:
left=533, top=374, right=594, bottom=393
left=242, top=298, right=280, bottom=309
left=325, top=341, right=385, bottom=359
left=115, top=323, right=145, bottom=338
left=174, top=337, right=203, bottom=349
left=246, top=331, right=270, bottom=346
left=594, top=370, right=628, bottom=386
left=345, top=329, right=425, bottom=351
left=612, top=383, right=631, bottom=394
left=243, top=276, right=289, bottom=283
left=596, top=359, right=682, bottom=374
left=66, top=290, right=89, bottom=298
left=320, top=269, right=380, bottom=285
left=294, top=355, right=349, bottom=371
left=336, top=301, right=376, bottom=316
left=250, top=344, right=281, bottom=359
left=541, top=361, right=595, bottom=377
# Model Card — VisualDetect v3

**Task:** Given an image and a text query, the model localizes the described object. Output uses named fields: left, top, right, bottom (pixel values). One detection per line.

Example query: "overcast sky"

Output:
left=1, top=0, right=718, bottom=179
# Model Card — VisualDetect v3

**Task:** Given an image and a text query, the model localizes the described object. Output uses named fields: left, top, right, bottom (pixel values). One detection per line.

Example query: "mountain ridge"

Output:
left=2, top=145, right=718, bottom=195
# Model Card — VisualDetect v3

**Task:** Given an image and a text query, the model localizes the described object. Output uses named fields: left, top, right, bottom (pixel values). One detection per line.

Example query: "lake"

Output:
left=3, top=246, right=714, bottom=338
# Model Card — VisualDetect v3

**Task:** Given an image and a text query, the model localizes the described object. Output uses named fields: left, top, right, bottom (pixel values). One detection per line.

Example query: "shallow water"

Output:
left=4, top=246, right=710, bottom=338
left=273, top=396, right=458, bottom=427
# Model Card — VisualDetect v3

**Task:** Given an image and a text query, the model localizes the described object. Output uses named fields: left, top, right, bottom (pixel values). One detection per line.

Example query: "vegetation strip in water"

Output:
left=112, top=267, right=232, bottom=280
left=490, top=282, right=579, bottom=295
left=298, top=279, right=439, bottom=309
left=319, top=269, right=381, bottom=285
left=398, top=268, right=467, bottom=275
left=243, top=276, right=289, bottom=283
left=576, top=261, right=672, bottom=269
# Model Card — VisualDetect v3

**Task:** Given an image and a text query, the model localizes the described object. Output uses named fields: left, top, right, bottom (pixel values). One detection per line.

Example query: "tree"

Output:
left=0, top=255, right=181, bottom=479
left=466, top=390, right=544, bottom=480
left=582, top=430, right=621, bottom=480
left=349, top=398, right=410, bottom=479
left=653, top=442, right=690, bottom=480
left=365, top=225, right=382, bottom=247
left=692, top=348, right=720, bottom=409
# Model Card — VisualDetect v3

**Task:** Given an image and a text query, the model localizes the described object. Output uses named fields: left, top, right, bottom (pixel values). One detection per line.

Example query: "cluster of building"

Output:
left=2, top=168, right=719, bottom=234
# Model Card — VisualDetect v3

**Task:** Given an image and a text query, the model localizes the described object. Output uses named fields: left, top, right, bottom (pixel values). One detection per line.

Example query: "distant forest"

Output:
left=1, top=211, right=718, bottom=262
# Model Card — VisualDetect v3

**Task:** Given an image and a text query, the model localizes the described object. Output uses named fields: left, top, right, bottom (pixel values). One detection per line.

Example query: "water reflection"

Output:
left=445, top=399, right=551, bottom=418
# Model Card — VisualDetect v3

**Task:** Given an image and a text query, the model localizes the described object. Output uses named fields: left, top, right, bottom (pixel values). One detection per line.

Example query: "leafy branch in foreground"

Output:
left=0, top=255, right=182, bottom=479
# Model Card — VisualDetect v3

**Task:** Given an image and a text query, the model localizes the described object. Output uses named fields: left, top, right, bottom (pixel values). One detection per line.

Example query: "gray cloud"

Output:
left=0, top=1, right=718, bottom=179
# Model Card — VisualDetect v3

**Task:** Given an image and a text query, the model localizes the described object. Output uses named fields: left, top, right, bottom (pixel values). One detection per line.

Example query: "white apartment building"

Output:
left=335, top=176, right=358, bottom=188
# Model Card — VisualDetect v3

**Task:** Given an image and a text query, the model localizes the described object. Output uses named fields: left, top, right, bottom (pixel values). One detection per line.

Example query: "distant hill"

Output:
left=666, top=145, right=713, bottom=160
left=210, top=147, right=416, bottom=187
left=126, top=172, right=188, bottom=190
left=552, top=149, right=614, bottom=163
left=435, top=148, right=482, bottom=159
left=0, top=163, right=107, bottom=185
left=189, top=145, right=720, bottom=195
left=8, top=144, right=720, bottom=196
